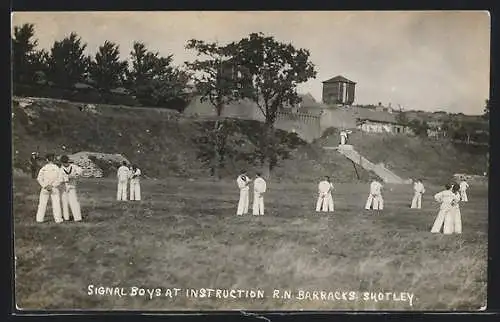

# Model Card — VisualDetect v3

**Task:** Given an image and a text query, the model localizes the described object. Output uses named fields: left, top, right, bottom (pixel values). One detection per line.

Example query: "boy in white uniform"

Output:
left=253, top=172, right=267, bottom=216
left=60, top=155, right=83, bottom=222
left=35, top=153, right=64, bottom=223
left=410, top=179, right=425, bottom=209
left=116, top=161, right=130, bottom=201
left=443, top=184, right=462, bottom=234
left=316, top=176, right=334, bottom=212
left=236, top=170, right=251, bottom=215
left=129, top=164, right=142, bottom=201
left=459, top=178, right=469, bottom=202
left=430, top=183, right=456, bottom=233
left=365, top=179, right=384, bottom=211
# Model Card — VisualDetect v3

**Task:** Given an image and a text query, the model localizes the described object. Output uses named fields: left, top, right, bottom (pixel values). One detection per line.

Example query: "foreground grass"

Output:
left=13, top=176, right=487, bottom=311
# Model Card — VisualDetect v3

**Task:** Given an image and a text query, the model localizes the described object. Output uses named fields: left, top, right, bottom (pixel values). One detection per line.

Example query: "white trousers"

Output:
left=36, top=188, right=63, bottom=223
left=365, top=194, right=384, bottom=210
left=410, top=193, right=422, bottom=209
left=117, top=180, right=128, bottom=201
left=431, top=208, right=447, bottom=233
left=442, top=208, right=462, bottom=234
left=130, top=179, right=141, bottom=201
left=460, top=190, right=468, bottom=202
left=253, top=193, right=264, bottom=215
left=61, top=187, right=82, bottom=221
left=340, top=136, right=346, bottom=145
left=316, top=193, right=334, bottom=212
left=237, top=189, right=249, bottom=215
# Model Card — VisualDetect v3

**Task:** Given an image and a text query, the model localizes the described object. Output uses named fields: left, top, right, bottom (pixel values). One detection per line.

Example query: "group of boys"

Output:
left=35, top=153, right=83, bottom=223
left=235, top=171, right=471, bottom=236
left=33, top=153, right=143, bottom=223
left=32, top=150, right=471, bottom=232
left=116, top=161, right=142, bottom=201
left=235, top=171, right=267, bottom=216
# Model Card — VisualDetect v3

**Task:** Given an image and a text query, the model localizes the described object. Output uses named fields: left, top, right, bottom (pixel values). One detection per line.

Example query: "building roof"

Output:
left=354, top=108, right=399, bottom=124
left=322, top=75, right=356, bottom=84
left=299, top=93, right=317, bottom=106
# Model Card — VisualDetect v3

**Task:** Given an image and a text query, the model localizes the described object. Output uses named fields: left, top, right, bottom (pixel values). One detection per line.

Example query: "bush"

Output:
left=321, top=127, right=339, bottom=138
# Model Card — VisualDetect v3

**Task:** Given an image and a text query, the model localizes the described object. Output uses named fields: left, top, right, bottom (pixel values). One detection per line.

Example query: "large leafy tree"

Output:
left=127, top=42, right=190, bottom=108
left=185, top=39, right=243, bottom=178
left=89, top=40, right=128, bottom=91
left=12, top=23, right=43, bottom=83
left=230, top=32, right=317, bottom=177
left=46, top=32, right=90, bottom=87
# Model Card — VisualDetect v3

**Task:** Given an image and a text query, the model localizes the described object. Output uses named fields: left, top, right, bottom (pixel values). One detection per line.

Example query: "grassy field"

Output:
left=13, top=175, right=487, bottom=311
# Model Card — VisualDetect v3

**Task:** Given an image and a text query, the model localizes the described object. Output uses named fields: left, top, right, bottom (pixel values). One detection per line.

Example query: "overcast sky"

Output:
left=12, top=11, right=490, bottom=115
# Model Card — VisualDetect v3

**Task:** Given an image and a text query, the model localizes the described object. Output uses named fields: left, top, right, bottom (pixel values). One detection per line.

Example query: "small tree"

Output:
left=192, top=120, right=246, bottom=177
left=89, top=40, right=128, bottom=91
left=185, top=39, right=242, bottom=178
left=46, top=32, right=90, bottom=88
left=231, top=32, right=317, bottom=178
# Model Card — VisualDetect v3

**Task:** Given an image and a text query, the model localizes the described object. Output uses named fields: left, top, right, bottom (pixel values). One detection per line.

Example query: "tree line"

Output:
left=12, top=23, right=192, bottom=108
left=12, top=23, right=318, bottom=178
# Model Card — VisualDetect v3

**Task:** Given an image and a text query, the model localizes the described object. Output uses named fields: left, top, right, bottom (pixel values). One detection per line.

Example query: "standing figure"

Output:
left=459, top=177, right=469, bottom=202
left=236, top=170, right=251, bottom=216
left=30, top=151, right=39, bottom=179
left=316, top=176, right=334, bottom=212
left=365, top=179, right=384, bottom=211
left=116, top=161, right=130, bottom=201
left=430, top=183, right=455, bottom=233
left=60, top=155, right=83, bottom=222
left=410, top=179, right=426, bottom=209
left=129, top=164, right=142, bottom=201
left=252, top=172, right=267, bottom=216
left=35, top=153, right=64, bottom=223
left=340, top=130, right=347, bottom=145
left=443, top=184, right=462, bottom=234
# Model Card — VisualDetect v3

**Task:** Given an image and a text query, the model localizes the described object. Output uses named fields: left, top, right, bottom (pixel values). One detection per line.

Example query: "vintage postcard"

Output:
left=11, top=11, right=490, bottom=311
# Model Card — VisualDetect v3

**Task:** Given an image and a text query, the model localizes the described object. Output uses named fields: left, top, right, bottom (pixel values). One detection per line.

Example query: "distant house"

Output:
left=354, top=108, right=411, bottom=134
left=426, top=120, right=445, bottom=138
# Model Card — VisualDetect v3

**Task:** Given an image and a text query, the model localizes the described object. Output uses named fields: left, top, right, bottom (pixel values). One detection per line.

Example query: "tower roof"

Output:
left=322, top=75, right=356, bottom=84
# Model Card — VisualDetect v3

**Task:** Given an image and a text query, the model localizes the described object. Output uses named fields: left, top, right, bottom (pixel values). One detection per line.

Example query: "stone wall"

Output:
left=320, top=108, right=357, bottom=132
left=68, top=152, right=131, bottom=178
left=275, top=111, right=321, bottom=143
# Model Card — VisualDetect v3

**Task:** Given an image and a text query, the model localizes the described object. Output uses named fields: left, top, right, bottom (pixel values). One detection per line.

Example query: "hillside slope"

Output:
left=12, top=97, right=370, bottom=183
left=318, top=128, right=488, bottom=184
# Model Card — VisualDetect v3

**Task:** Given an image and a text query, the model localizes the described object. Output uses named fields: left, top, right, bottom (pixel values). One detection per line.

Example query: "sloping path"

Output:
left=323, top=145, right=410, bottom=184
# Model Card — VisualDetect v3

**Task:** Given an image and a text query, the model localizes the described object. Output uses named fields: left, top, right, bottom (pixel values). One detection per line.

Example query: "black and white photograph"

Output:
left=11, top=11, right=490, bottom=311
